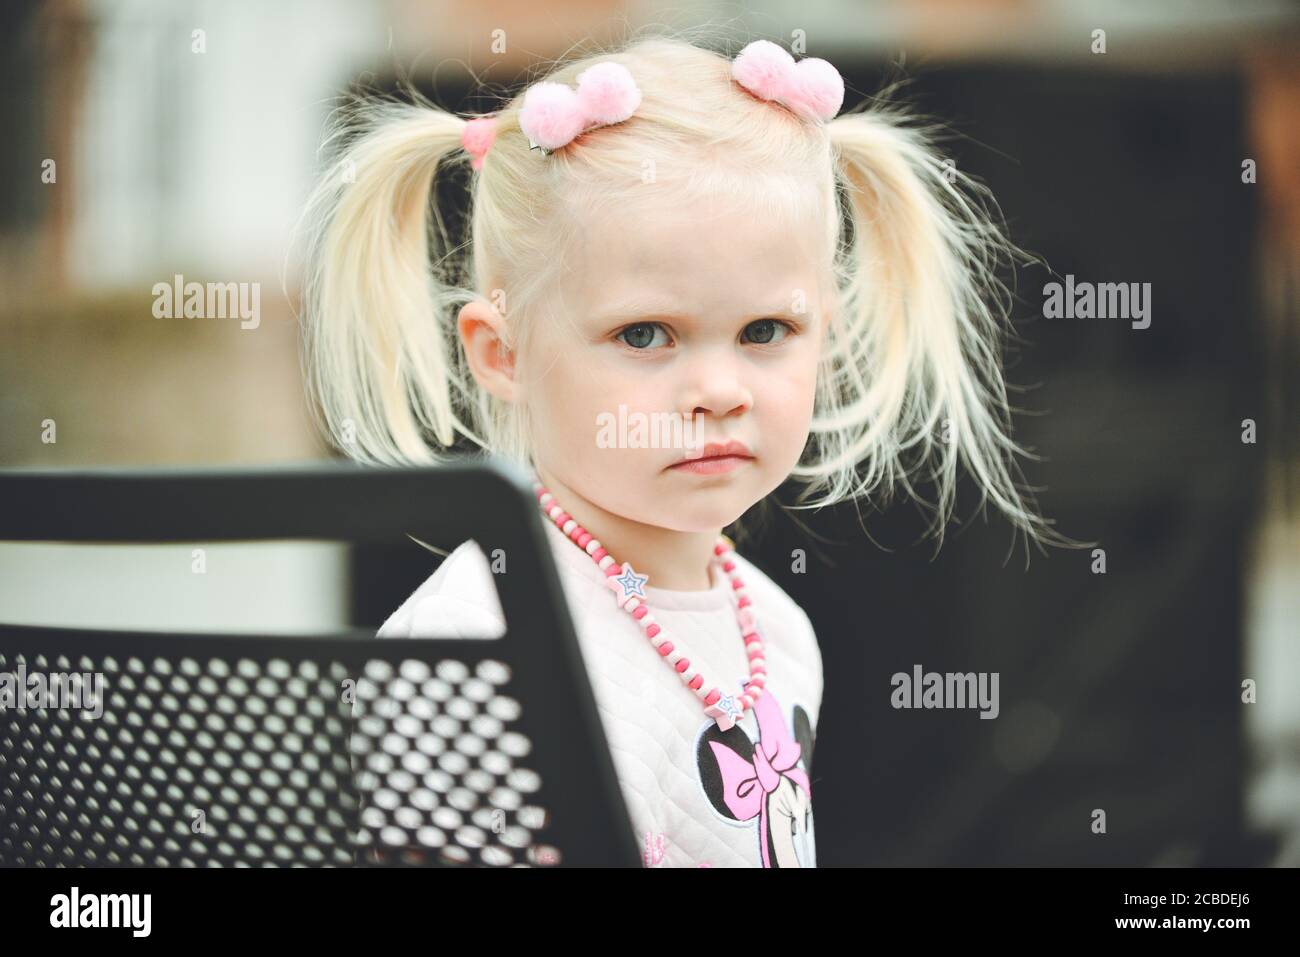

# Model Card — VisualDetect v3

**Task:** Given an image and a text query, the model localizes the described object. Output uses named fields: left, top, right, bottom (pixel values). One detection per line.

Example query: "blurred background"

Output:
left=1, top=0, right=1297, bottom=865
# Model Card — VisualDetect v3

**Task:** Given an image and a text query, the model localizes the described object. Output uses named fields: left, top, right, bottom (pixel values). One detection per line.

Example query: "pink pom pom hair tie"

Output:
left=460, top=116, right=497, bottom=171
left=517, top=61, right=642, bottom=154
left=731, top=39, right=844, bottom=122
left=483, top=44, right=837, bottom=166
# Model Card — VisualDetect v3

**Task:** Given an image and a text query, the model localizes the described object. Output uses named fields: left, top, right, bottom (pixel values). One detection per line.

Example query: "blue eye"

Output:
left=743, top=318, right=794, bottom=345
left=618, top=322, right=670, bottom=350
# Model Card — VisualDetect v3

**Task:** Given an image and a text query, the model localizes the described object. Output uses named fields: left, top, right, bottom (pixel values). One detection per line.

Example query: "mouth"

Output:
left=668, top=440, right=755, bottom=475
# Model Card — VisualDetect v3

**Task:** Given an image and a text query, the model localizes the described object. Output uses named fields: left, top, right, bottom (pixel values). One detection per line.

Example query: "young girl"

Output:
left=300, top=34, right=1051, bottom=867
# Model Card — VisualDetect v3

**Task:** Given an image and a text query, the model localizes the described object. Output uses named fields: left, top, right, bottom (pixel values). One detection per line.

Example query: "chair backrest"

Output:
left=0, top=459, right=639, bottom=867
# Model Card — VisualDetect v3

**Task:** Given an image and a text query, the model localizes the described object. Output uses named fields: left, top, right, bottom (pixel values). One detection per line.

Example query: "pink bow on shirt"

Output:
left=707, top=690, right=810, bottom=868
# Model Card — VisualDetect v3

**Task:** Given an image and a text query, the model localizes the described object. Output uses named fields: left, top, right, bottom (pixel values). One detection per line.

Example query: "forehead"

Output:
left=561, top=179, right=828, bottom=320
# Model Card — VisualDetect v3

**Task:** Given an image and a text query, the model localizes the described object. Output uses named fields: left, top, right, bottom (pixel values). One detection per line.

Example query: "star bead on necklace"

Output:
left=533, top=480, right=768, bottom=732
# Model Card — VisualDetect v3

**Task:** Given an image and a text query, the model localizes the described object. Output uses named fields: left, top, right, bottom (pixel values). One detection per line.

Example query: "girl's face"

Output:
left=522, top=191, right=829, bottom=533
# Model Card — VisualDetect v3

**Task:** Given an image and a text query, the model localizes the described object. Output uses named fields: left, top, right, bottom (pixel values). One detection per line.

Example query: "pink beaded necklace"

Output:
left=533, top=480, right=766, bottom=731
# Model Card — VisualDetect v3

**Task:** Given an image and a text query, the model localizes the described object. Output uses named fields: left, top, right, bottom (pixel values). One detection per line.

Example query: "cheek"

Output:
left=751, top=352, right=819, bottom=481
left=527, top=348, right=658, bottom=458
left=764, top=349, right=820, bottom=427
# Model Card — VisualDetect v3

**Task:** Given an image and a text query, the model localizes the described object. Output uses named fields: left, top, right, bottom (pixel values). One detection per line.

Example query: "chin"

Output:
left=654, top=503, right=751, bottom=533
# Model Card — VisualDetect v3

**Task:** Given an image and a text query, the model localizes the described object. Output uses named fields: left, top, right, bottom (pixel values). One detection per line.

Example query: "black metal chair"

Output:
left=0, top=459, right=638, bottom=867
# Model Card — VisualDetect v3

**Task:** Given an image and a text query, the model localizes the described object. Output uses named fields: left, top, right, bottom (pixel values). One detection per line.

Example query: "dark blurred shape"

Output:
left=769, top=61, right=1268, bottom=865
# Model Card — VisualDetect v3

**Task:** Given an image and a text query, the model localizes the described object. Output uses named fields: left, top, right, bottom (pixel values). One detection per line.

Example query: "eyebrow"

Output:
left=590, top=298, right=807, bottom=327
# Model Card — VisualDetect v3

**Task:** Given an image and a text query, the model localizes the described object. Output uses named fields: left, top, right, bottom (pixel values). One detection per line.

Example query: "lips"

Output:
left=672, top=439, right=754, bottom=466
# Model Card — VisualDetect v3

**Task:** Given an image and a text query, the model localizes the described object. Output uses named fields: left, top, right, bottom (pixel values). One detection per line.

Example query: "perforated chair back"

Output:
left=0, top=460, right=638, bottom=867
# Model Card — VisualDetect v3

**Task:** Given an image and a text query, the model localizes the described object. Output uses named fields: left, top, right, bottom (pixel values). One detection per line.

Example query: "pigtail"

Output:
left=299, top=98, right=485, bottom=465
left=806, top=105, right=1056, bottom=545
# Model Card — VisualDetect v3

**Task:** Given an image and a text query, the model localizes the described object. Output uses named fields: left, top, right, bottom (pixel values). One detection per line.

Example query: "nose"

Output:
left=680, top=347, right=753, bottom=419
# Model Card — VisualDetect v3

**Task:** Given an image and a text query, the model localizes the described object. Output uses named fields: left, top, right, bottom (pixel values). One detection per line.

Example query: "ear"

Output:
left=458, top=298, right=519, bottom=403
left=792, top=704, right=815, bottom=779
left=696, top=723, right=753, bottom=820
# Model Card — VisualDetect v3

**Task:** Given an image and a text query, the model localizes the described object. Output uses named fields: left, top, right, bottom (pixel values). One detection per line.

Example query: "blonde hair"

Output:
left=298, top=32, right=1057, bottom=544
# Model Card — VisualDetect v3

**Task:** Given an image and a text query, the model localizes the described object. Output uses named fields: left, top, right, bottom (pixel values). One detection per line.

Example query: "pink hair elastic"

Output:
left=461, top=116, right=497, bottom=170
left=731, top=39, right=844, bottom=122
left=517, top=61, right=642, bottom=154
